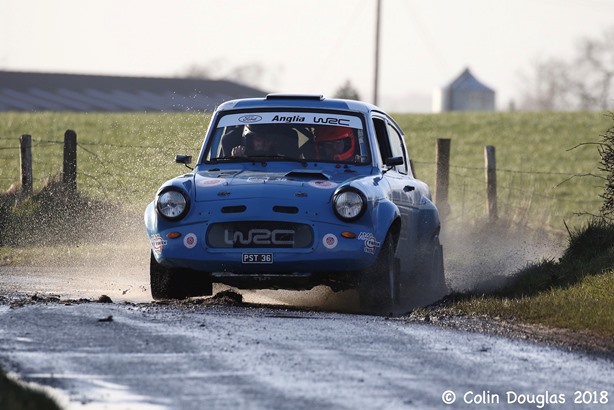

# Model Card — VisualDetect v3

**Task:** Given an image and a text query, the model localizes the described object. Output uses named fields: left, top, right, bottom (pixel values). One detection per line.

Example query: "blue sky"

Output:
left=2, top=0, right=613, bottom=111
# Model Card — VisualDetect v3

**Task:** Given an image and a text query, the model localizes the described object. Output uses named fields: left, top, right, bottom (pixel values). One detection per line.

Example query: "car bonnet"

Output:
left=193, top=168, right=346, bottom=203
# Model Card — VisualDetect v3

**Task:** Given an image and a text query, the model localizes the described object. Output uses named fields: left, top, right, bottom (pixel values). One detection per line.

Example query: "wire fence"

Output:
left=1, top=131, right=605, bottom=231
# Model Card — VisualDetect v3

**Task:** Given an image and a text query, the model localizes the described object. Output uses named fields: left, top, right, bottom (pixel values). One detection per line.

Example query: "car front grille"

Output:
left=206, top=221, right=313, bottom=249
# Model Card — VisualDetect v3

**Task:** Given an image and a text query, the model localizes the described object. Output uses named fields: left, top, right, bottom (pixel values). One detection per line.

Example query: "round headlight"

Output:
left=333, top=189, right=366, bottom=221
left=157, top=189, right=189, bottom=220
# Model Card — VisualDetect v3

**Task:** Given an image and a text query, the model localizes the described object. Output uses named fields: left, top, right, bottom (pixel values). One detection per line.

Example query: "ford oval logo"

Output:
left=238, top=115, right=262, bottom=123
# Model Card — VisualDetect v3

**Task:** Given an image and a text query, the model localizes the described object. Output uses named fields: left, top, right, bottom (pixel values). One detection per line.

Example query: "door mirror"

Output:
left=175, top=155, right=193, bottom=170
left=385, top=156, right=403, bottom=167
left=175, top=155, right=192, bottom=165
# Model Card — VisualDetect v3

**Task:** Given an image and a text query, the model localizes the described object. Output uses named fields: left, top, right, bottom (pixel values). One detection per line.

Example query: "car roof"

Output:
left=216, top=94, right=380, bottom=115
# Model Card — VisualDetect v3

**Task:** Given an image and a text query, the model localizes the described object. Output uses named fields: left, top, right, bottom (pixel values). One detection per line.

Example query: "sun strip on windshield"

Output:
left=217, top=112, right=363, bottom=129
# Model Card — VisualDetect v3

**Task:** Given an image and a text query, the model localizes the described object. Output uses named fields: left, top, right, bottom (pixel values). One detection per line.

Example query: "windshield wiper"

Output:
left=246, top=155, right=308, bottom=166
left=210, top=155, right=308, bottom=166
left=208, top=156, right=246, bottom=163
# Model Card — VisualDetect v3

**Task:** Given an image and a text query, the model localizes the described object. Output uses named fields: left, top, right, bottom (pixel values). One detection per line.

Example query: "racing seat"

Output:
left=273, top=127, right=299, bottom=157
left=220, top=127, right=243, bottom=157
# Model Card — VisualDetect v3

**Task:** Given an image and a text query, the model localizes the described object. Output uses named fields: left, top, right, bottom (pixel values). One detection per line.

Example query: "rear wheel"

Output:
left=358, top=233, right=400, bottom=314
left=150, top=252, right=213, bottom=300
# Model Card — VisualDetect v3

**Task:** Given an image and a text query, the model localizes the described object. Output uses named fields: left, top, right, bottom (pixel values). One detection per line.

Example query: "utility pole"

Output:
left=373, top=0, right=381, bottom=106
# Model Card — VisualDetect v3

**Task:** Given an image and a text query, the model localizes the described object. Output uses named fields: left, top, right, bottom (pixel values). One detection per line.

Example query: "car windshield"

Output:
left=202, top=111, right=371, bottom=164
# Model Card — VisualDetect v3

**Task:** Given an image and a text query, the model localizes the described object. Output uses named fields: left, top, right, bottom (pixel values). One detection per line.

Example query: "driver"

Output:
left=231, top=124, right=277, bottom=157
left=313, top=126, right=356, bottom=161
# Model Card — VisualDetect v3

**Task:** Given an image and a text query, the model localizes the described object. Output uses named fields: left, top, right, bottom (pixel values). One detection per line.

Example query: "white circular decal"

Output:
left=322, top=234, right=338, bottom=249
left=199, top=178, right=225, bottom=187
left=247, top=176, right=269, bottom=183
left=308, top=180, right=338, bottom=189
left=184, top=233, right=198, bottom=249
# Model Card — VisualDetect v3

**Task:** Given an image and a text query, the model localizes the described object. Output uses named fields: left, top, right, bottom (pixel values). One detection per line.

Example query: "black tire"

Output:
left=150, top=252, right=213, bottom=300
left=358, top=233, right=400, bottom=314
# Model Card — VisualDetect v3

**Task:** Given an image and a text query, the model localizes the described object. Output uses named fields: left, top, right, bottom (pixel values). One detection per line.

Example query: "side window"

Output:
left=372, top=117, right=392, bottom=164
left=386, top=122, right=408, bottom=174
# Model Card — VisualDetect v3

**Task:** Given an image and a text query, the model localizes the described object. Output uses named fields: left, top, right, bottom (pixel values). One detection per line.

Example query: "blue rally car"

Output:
left=145, top=94, right=445, bottom=311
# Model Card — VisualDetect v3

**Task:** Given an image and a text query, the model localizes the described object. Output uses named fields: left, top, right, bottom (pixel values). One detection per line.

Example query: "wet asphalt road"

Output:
left=1, top=297, right=613, bottom=410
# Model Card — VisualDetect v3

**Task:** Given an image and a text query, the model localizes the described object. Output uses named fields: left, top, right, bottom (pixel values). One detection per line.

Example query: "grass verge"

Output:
left=0, top=371, right=61, bottom=410
left=411, top=219, right=614, bottom=355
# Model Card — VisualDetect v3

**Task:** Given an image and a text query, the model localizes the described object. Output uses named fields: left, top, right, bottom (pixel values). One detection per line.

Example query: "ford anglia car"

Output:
left=144, top=94, right=445, bottom=311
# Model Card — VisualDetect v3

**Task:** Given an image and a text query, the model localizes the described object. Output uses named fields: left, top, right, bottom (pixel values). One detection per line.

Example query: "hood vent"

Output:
left=273, top=205, right=299, bottom=214
left=285, top=170, right=329, bottom=180
left=221, top=205, right=247, bottom=214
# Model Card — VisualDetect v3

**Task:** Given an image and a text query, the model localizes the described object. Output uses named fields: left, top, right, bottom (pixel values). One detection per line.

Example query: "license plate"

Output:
left=242, top=253, right=273, bottom=264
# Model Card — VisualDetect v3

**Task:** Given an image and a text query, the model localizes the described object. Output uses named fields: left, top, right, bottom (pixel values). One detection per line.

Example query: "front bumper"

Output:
left=147, top=217, right=381, bottom=274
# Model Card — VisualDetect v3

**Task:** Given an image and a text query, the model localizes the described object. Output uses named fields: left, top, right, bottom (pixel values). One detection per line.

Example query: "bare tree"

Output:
left=333, top=80, right=361, bottom=100
left=224, top=64, right=265, bottom=87
left=180, top=64, right=214, bottom=79
left=519, top=26, right=614, bottom=111
left=519, top=57, right=574, bottom=111
left=571, top=27, right=614, bottom=111
left=600, top=113, right=614, bottom=220
left=177, top=61, right=271, bottom=89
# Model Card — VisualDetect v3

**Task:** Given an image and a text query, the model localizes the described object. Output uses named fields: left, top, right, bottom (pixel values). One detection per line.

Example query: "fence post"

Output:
left=435, top=138, right=451, bottom=217
left=484, top=145, right=497, bottom=221
left=63, top=129, right=77, bottom=193
left=19, top=134, right=33, bottom=196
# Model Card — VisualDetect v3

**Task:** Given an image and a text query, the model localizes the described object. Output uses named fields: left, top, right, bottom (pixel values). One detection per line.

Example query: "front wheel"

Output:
left=150, top=252, right=213, bottom=300
left=358, top=233, right=400, bottom=314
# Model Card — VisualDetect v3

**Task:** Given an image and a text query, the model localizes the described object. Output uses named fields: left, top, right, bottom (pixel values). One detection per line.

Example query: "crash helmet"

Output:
left=242, top=124, right=276, bottom=152
left=242, top=123, right=271, bottom=139
left=313, top=126, right=356, bottom=161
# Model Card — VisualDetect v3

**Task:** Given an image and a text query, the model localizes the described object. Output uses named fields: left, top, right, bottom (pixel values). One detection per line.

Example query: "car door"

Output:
left=372, top=115, right=418, bottom=271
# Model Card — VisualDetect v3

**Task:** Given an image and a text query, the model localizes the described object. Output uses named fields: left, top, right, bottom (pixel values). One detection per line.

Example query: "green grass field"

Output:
left=0, top=112, right=209, bottom=212
left=400, top=112, right=610, bottom=232
left=0, top=371, right=61, bottom=410
left=1, top=111, right=609, bottom=232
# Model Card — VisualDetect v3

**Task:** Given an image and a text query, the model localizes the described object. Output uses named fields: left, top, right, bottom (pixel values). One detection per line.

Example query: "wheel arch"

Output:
left=388, top=216, right=402, bottom=247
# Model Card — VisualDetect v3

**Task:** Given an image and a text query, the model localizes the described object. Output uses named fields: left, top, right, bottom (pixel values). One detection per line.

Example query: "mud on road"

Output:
left=0, top=229, right=611, bottom=409
left=1, top=292, right=613, bottom=410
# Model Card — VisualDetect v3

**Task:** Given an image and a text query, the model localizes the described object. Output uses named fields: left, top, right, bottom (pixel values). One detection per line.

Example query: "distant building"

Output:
left=432, top=68, right=495, bottom=112
left=0, top=71, right=267, bottom=112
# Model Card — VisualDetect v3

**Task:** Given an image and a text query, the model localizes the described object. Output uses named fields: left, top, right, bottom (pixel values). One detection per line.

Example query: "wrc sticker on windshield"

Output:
left=218, top=112, right=362, bottom=129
